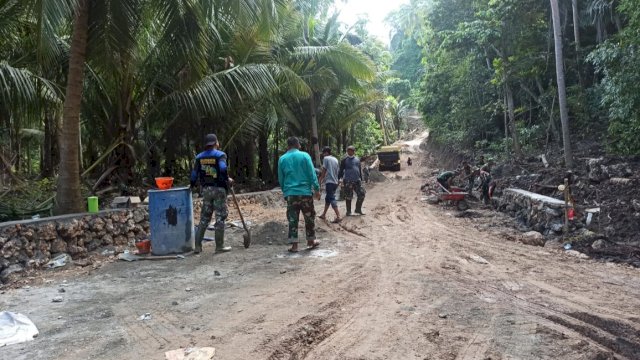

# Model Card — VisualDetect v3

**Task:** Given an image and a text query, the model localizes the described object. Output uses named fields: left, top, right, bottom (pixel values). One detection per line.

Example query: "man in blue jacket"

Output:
left=278, top=137, right=321, bottom=252
left=191, top=134, right=232, bottom=254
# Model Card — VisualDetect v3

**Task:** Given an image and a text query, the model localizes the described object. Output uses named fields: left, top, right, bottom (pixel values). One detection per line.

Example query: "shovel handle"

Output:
left=230, top=188, right=249, bottom=232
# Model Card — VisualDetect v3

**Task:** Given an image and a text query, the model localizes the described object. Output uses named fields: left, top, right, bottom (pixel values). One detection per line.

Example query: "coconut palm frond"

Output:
left=0, top=61, right=37, bottom=109
left=167, top=64, right=278, bottom=119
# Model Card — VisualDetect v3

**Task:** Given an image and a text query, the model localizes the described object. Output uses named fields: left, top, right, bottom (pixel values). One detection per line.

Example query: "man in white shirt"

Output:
left=318, top=146, right=342, bottom=223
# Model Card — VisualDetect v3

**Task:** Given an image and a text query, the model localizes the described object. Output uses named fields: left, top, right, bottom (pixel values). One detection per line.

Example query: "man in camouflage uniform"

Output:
left=191, top=134, right=232, bottom=254
left=339, top=145, right=366, bottom=216
left=278, top=137, right=321, bottom=252
left=478, top=160, right=496, bottom=205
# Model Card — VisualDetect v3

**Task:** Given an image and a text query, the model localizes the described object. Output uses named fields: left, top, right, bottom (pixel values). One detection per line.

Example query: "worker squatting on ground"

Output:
left=190, top=134, right=232, bottom=254
left=278, top=137, right=321, bottom=253
left=339, top=145, right=366, bottom=216
left=318, top=146, right=342, bottom=223
left=436, top=170, right=459, bottom=191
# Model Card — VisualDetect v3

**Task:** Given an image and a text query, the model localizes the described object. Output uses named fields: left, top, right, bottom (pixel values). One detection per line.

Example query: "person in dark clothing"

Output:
left=190, top=134, right=232, bottom=254
left=461, top=161, right=478, bottom=194
left=477, top=160, right=495, bottom=204
left=339, top=145, right=366, bottom=216
left=436, top=170, right=459, bottom=191
left=407, top=157, right=413, bottom=166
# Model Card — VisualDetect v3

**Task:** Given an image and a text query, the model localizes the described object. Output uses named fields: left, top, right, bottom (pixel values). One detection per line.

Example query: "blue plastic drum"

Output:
left=148, top=187, right=194, bottom=255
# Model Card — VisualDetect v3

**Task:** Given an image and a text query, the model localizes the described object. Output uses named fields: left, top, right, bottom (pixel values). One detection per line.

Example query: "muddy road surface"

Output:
left=2, top=151, right=640, bottom=360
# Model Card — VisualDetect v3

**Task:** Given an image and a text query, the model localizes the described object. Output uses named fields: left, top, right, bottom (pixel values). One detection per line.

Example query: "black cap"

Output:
left=204, top=134, right=218, bottom=147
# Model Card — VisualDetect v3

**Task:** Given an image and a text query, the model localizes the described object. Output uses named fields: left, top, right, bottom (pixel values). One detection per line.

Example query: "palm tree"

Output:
left=388, top=99, right=410, bottom=139
left=56, top=0, right=89, bottom=214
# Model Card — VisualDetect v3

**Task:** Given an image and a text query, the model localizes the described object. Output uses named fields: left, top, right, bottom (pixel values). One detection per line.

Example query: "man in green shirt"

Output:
left=278, top=137, right=321, bottom=252
left=437, top=170, right=459, bottom=191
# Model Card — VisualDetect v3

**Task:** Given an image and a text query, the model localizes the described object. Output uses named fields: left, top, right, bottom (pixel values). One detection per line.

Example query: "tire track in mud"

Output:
left=257, top=233, right=384, bottom=360
left=434, top=268, right=639, bottom=359
left=365, top=168, right=640, bottom=359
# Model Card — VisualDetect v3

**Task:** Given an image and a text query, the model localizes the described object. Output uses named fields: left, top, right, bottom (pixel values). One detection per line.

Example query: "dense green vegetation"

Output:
left=387, top=0, right=640, bottom=158
left=1, top=0, right=404, bottom=217
left=3, top=0, right=640, bottom=219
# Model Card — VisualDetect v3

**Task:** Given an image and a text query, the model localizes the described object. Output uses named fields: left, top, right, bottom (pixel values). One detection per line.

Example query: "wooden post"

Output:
left=563, top=178, right=569, bottom=234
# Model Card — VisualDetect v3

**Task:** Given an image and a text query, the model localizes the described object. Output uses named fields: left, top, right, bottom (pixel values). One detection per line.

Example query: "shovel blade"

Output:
left=243, top=232, right=251, bottom=248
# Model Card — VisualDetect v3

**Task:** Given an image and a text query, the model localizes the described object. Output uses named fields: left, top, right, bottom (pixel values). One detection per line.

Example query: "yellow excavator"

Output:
left=377, top=145, right=401, bottom=171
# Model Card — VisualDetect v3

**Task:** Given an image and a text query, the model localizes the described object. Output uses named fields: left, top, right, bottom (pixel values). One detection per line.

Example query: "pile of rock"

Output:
left=497, top=188, right=570, bottom=236
left=587, top=157, right=634, bottom=183
left=0, top=209, right=149, bottom=283
left=193, top=189, right=284, bottom=224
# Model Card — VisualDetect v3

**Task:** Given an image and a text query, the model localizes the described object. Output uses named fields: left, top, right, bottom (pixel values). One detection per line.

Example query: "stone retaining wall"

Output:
left=0, top=209, right=149, bottom=283
left=0, top=189, right=284, bottom=284
left=497, top=188, right=574, bottom=235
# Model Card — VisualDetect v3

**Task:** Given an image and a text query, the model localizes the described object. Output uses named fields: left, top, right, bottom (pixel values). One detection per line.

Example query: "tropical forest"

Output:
left=1, top=0, right=639, bottom=218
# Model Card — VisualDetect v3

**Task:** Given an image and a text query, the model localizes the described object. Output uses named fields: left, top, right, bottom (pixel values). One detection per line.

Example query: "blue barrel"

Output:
left=148, top=187, right=194, bottom=255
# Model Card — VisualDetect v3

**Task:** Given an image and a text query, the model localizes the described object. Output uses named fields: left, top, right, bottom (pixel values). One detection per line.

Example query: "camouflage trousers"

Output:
left=286, top=195, right=316, bottom=243
left=342, top=180, right=366, bottom=201
left=195, top=186, right=228, bottom=245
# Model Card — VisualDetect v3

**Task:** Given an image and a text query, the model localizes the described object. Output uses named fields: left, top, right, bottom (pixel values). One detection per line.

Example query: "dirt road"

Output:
left=2, top=148, right=640, bottom=360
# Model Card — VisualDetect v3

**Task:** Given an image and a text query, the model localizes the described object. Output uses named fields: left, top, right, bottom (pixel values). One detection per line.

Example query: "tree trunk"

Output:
left=309, top=93, right=320, bottom=166
left=258, top=131, right=273, bottom=184
left=375, top=105, right=388, bottom=146
left=55, top=0, right=89, bottom=213
left=41, top=114, right=54, bottom=177
left=272, top=124, right=279, bottom=180
left=550, top=0, right=574, bottom=168
left=572, top=0, right=583, bottom=87
left=245, top=140, right=256, bottom=179
left=504, top=82, right=522, bottom=157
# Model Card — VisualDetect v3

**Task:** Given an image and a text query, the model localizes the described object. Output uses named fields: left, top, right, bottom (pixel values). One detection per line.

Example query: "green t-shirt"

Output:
left=438, top=171, right=455, bottom=182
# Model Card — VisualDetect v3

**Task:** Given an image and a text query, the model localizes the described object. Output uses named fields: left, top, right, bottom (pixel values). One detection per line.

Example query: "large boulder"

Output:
left=520, top=231, right=545, bottom=247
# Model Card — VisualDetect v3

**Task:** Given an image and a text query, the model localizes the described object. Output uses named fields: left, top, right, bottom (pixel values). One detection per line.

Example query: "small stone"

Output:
left=438, top=313, right=448, bottom=319
left=185, top=287, right=192, bottom=292
left=171, top=301, right=179, bottom=306
left=591, top=239, right=606, bottom=250
left=214, top=270, right=221, bottom=276
left=58, top=288, right=66, bottom=293
left=52, top=296, right=63, bottom=303
left=0, top=264, right=24, bottom=282
left=57, top=316, right=62, bottom=319
left=280, top=270, right=287, bottom=274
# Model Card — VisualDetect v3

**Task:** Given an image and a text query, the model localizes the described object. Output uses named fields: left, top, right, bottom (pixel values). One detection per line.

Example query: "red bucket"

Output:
left=136, top=240, right=151, bottom=254
left=155, top=177, right=174, bottom=190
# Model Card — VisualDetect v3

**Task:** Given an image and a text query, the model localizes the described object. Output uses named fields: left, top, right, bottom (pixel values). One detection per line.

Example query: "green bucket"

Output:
left=87, top=196, right=99, bottom=213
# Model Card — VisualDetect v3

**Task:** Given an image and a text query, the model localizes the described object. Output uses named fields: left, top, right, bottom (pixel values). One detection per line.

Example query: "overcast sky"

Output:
left=332, top=0, right=410, bottom=44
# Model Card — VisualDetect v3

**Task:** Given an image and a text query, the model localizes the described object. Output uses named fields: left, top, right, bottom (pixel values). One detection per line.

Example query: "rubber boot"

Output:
left=355, top=198, right=365, bottom=215
left=346, top=200, right=352, bottom=216
left=215, top=229, right=231, bottom=253
left=194, top=225, right=203, bottom=254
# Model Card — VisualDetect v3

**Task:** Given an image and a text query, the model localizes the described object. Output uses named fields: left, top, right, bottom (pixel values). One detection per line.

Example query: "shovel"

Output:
left=230, top=187, right=251, bottom=248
